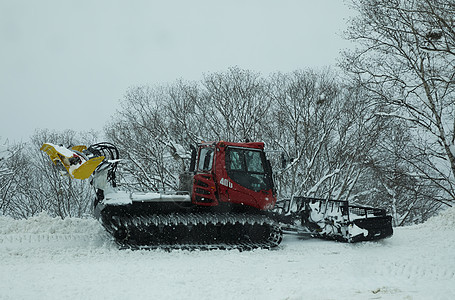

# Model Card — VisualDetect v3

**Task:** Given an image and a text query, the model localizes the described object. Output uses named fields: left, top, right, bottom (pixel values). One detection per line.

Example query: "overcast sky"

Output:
left=0, top=0, right=354, bottom=143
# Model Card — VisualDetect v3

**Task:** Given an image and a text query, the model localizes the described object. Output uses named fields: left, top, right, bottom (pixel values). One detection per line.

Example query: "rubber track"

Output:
left=102, top=212, right=283, bottom=251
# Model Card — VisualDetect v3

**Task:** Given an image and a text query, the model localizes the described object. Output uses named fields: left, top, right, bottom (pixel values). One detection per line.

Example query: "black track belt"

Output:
left=101, top=212, right=283, bottom=251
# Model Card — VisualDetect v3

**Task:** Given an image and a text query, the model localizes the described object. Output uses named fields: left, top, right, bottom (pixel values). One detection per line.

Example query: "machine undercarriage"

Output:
left=100, top=204, right=282, bottom=250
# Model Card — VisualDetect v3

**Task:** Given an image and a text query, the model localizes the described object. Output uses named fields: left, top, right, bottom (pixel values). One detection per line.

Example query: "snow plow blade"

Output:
left=71, top=156, right=105, bottom=179
left=40, top=143, right=105, bottom=179
left=276, top=197, right=393, bottom=242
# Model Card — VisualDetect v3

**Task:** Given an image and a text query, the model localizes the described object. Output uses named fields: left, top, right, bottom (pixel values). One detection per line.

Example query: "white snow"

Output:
left=1, top=209, right=455, bottom=300
left=104, top=191, right=191, bottom=205
left=348, top=223, right=369, bottom=238
left=104, top=191, right=132, bottom=205
left=130, top=192, right=191, bottom=202
left=45, top=143, right=75, bottom=158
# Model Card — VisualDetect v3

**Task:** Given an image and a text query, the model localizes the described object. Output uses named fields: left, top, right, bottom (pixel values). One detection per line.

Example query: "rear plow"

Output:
left=275, top=196, right=393, bottom=242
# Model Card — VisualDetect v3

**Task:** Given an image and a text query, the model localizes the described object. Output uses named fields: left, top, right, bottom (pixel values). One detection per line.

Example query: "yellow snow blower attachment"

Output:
left=40, top=143, right=104, bottom=180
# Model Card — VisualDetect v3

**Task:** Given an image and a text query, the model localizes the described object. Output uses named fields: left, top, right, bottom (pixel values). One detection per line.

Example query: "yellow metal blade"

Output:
left=40, top=143, right=72, bottom=174
left=72, top=156, right=105, bottom=179
left=71, top=145, right=87, bottom=152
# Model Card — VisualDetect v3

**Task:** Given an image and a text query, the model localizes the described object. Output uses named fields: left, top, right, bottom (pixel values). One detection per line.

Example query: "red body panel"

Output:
left=192, top=141, right=276, bottom=211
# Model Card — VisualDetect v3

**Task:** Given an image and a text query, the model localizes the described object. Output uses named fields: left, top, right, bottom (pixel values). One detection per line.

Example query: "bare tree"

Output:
left=353, top=119, right=442, bottom=225
left=106, top=85, right=185, bottom=191
left=200, top=67, right=272, bottom=142
left=165, top=79, right=203, bottom=145
left=0, top=140, right=27, bottom=215
left=344, top=0, right=455, bottom=205
left=264, top=70, right=384, bottom=202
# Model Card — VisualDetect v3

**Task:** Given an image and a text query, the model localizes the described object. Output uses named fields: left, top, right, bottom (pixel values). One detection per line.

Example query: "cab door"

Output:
left=192, top=145, right=218, bottom=206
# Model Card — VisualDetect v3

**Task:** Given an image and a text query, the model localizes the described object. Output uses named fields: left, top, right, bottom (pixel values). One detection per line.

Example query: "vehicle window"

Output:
left=198, top=147, right=214, bottom=171
left=245, top=150, right=264, bottom=173
left=229, top=149, right=244, bottom=171
left=226, top=147, right=271, bottom=192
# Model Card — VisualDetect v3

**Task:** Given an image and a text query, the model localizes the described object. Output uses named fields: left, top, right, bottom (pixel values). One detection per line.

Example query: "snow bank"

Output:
left=0, top=213, right=112, bottom=255
left=421, top=205, right=455, bottom=229
left=0, top=212, right=102, bottom=235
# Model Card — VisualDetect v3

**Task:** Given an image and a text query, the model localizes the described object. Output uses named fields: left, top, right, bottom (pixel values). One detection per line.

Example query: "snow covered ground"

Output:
left=1, top=208, right=454, bottom=300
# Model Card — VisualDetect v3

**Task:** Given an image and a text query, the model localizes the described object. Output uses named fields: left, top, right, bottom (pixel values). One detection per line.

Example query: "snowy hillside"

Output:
left=1, top=209, right=454, bottom=300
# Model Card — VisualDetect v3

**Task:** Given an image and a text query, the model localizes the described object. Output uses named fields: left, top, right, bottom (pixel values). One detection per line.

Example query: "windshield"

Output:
left=226, top=147, right=272, bottom=192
